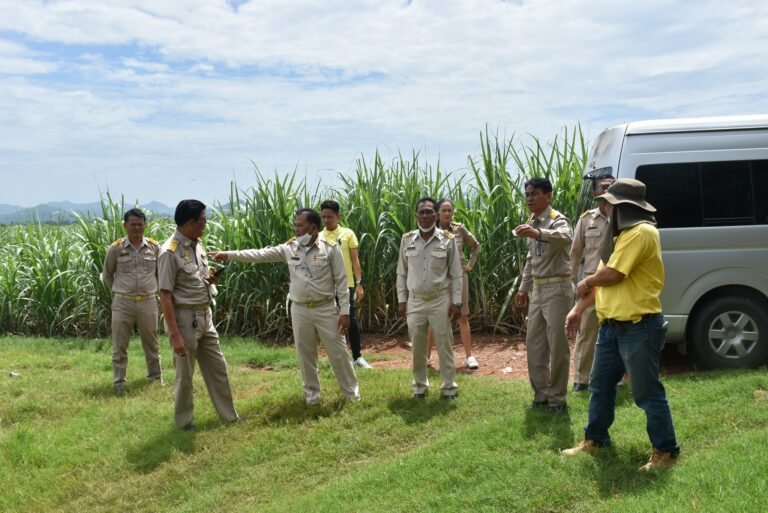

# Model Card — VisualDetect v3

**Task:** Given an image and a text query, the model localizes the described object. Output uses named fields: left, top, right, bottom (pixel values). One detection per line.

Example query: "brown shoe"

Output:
left=561, top=439, right=599, bottom=457
left=639, top=449, right=677, bottom=471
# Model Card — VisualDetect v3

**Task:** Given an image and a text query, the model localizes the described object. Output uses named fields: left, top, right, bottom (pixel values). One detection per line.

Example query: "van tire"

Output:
left=691, top=296, right=768, bottom=369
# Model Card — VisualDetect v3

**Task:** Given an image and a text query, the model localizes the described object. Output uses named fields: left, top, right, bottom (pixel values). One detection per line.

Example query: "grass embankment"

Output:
left=1, top=336, right=767, bottom=513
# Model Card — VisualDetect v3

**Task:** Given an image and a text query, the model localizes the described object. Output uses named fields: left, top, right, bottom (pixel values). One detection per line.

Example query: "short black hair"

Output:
left=295, top=208, right=321, bottom=229
left=436, top=198, right=454, bottom=211
left=524, top=177, right=553, bottom=194
left=123, top=208, right=146, bottom=224
left=319, top=200, right=340, bottom=213
left=415, top=196, right=437, bottom=211
left=174, top=199, right=206, bottom=226
left=592, top=175, right=616, bottom=191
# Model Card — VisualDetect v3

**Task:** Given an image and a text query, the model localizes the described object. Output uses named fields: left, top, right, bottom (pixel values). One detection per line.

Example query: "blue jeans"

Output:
left=585, top=313, right=680, bottom=454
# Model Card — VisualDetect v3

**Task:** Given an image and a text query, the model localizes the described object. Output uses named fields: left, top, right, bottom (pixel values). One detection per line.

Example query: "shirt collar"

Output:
left=122, top=237, right=148, bottom=249
left=174, top=229, right=198, bottom=248
left=534, top=205, right=552, bottom=223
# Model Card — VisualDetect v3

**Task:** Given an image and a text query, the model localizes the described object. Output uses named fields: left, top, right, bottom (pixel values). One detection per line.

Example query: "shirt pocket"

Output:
left=429, top=249, right=448, bottom=276
left=116, top=254, right=134, bottom=273
left=585, top=229, right=603, bottom=249
left=142, top=253, right=157, bottom=272
left=310, top=254, right=329, bottom=270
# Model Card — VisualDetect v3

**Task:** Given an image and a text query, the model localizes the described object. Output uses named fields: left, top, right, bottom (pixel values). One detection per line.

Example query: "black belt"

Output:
left=601, top=313, right=659, bottom=326
left=601, top=314, right=660, bottom=335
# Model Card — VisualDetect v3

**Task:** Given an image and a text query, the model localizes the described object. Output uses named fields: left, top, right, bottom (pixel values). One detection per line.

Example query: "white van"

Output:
left=580, top=115, right=768, bottom=368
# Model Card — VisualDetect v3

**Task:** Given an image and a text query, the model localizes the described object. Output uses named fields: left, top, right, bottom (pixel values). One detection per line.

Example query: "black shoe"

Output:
left=547, top=404, right=567, bottom=414
left=531, top=400, right=548, bottom=409
left=573, top=383, right=588, bottom=392
left=441, top=394, right=456, bottom=401
left=229, top=416, right=246, bottom=425
left=413, top=393, right=426, bottom=400
left=180, top=423, right=196, bottom=432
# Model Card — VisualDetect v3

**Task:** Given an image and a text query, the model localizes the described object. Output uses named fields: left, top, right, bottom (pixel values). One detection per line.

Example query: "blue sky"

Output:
left=1, top=0, right=767, bottom=207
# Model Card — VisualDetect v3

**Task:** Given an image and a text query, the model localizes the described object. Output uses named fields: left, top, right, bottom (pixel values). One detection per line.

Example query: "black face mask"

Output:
left=601, top=203, right=657, bottom=263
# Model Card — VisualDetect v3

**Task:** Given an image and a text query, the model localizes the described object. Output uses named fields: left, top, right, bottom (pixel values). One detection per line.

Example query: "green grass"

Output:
left=2, top=336, right=766, bottom=513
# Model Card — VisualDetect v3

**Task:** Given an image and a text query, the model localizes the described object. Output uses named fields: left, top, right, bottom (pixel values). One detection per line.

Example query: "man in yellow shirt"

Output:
left=563, top=179, right=680, bottom=471
left=320, top=200, right=373, bottom=369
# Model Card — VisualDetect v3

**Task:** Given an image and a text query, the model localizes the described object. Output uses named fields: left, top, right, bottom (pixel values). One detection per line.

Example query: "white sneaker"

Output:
left=354, top=356, right=373, bottom=369
left=467, top=356, right=479, bottom=369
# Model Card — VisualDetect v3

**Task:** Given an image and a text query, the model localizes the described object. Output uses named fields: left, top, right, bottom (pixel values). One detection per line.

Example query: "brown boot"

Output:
left=639, top=448, right=677, bottom=471
left=561, top=439, right=600, bottom=457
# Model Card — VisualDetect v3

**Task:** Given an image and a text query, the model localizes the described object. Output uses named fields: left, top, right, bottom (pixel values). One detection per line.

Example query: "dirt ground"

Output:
left=352, top=332, right=695, bottom=380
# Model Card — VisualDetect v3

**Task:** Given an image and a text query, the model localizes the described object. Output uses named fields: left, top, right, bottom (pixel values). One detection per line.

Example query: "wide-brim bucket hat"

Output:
left=596, top=178, right=656, bottom=212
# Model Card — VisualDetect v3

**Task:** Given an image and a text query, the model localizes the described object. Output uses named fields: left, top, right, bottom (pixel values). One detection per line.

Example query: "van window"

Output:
left=636, top=160, right=768, bottom=228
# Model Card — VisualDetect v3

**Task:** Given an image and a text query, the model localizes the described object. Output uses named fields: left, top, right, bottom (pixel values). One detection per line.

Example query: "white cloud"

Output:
left=0, top=0, right=767, bottom=205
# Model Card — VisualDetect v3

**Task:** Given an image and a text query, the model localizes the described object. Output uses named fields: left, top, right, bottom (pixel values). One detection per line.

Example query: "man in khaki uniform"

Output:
left=397, top=197, right=463, bottom=399
left=158, top=199, right=240, bottom=430
left=103, top=208, right=162, bottom=395
left=514, top=177, right=573, bottom=413
left=569, top=175, right=615, bottom=391
left=210, top=208, right=360, bottom=405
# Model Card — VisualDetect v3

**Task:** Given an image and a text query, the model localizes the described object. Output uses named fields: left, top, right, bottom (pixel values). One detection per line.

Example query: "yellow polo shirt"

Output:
left=320, top=226, right=359, bottom=288
left=595, top=223, right=664, bottom=323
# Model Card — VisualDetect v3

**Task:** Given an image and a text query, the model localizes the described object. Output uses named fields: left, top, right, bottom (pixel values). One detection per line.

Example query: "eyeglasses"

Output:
left=596, top=183, right=613, bottom=192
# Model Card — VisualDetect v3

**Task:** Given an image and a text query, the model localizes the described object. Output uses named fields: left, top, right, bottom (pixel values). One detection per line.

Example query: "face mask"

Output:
left=419, top=223, right=435, bottom=233
left=296, top=232, right=313, bottom=246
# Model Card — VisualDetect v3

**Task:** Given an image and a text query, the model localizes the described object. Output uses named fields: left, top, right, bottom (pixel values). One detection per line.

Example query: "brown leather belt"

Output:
left=175, top=303, right=210, bottom=310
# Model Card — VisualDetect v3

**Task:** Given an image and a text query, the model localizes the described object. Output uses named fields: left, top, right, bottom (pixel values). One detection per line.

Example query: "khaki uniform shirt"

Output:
left=445, top=222, right=480, bottom=266
left=103, top=237, right=159, bottom=295
left=157, top=230, right=211, bottom=305
left=570, top=207, right=610, bottom=282
left=520, top=206, right=573, bottom=293
left=224, top=236, right=350, bottom=315
left=396, top=228, right=463, bottom=304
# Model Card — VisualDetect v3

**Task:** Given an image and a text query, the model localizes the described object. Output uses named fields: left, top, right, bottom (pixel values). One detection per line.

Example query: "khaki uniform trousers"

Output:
left=407, top=294, right=458, bottom=397
left=526, top=281, right=572, bottom=406
left=170, top=307, right=238, bottom=428
left=290, top=300, right=360, bottom=405
left=111, top=295, right=162, bottom=386
left=572, top=303, right=599, bottom=384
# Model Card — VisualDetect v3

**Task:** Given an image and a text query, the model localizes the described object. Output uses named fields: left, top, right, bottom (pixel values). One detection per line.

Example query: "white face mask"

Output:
left=418, top=223, right=435, bottom=233
left=296, top=232, right=313, bottom=246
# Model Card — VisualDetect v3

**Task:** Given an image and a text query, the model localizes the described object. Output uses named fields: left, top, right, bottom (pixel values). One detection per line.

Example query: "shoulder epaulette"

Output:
left=402, top=230, right=416, bottom=238
left=450, top=221, right=464, bottom=227
left=168, top=240, right=178, bottom=253
left=286, top=237, right=296, bottom=244
left=111, top=238, right=124, bottom=248
left=147, top=237, right=158, bottom=245
left=443, top=231, right=455, bottom=239
left=549, top=209, right=561, bottom=219
left=579, top=210, right=590, bottom=219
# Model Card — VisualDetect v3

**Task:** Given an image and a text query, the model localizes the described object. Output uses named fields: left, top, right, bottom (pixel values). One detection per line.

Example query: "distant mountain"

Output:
left=0, top=203, right=23, bottom=215
left=0, top=201, right=173, bottom=225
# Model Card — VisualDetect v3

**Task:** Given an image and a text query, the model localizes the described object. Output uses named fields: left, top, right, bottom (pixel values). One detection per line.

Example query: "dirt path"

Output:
left=353, top=332, right=694, bottom=379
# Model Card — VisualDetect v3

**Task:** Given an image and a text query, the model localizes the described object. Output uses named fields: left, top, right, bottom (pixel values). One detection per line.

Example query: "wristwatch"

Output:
left=355, top=279, right=363, bottom=286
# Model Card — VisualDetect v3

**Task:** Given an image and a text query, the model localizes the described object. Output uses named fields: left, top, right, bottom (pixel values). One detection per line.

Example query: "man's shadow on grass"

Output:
left=522, top=405, right=573, bottom=450
left=259, top=396, right=351, bottom=426
left=586, top=445, right=673, bottom=497
left=83, top=379, right=157, bottom=399
left=125, top=424, right=199, bottom=474
left=387, top=395, right=457, bottom=425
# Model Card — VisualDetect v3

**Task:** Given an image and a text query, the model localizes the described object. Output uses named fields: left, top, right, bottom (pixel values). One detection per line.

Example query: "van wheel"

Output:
left=691, top=296, right=768, bottom=369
